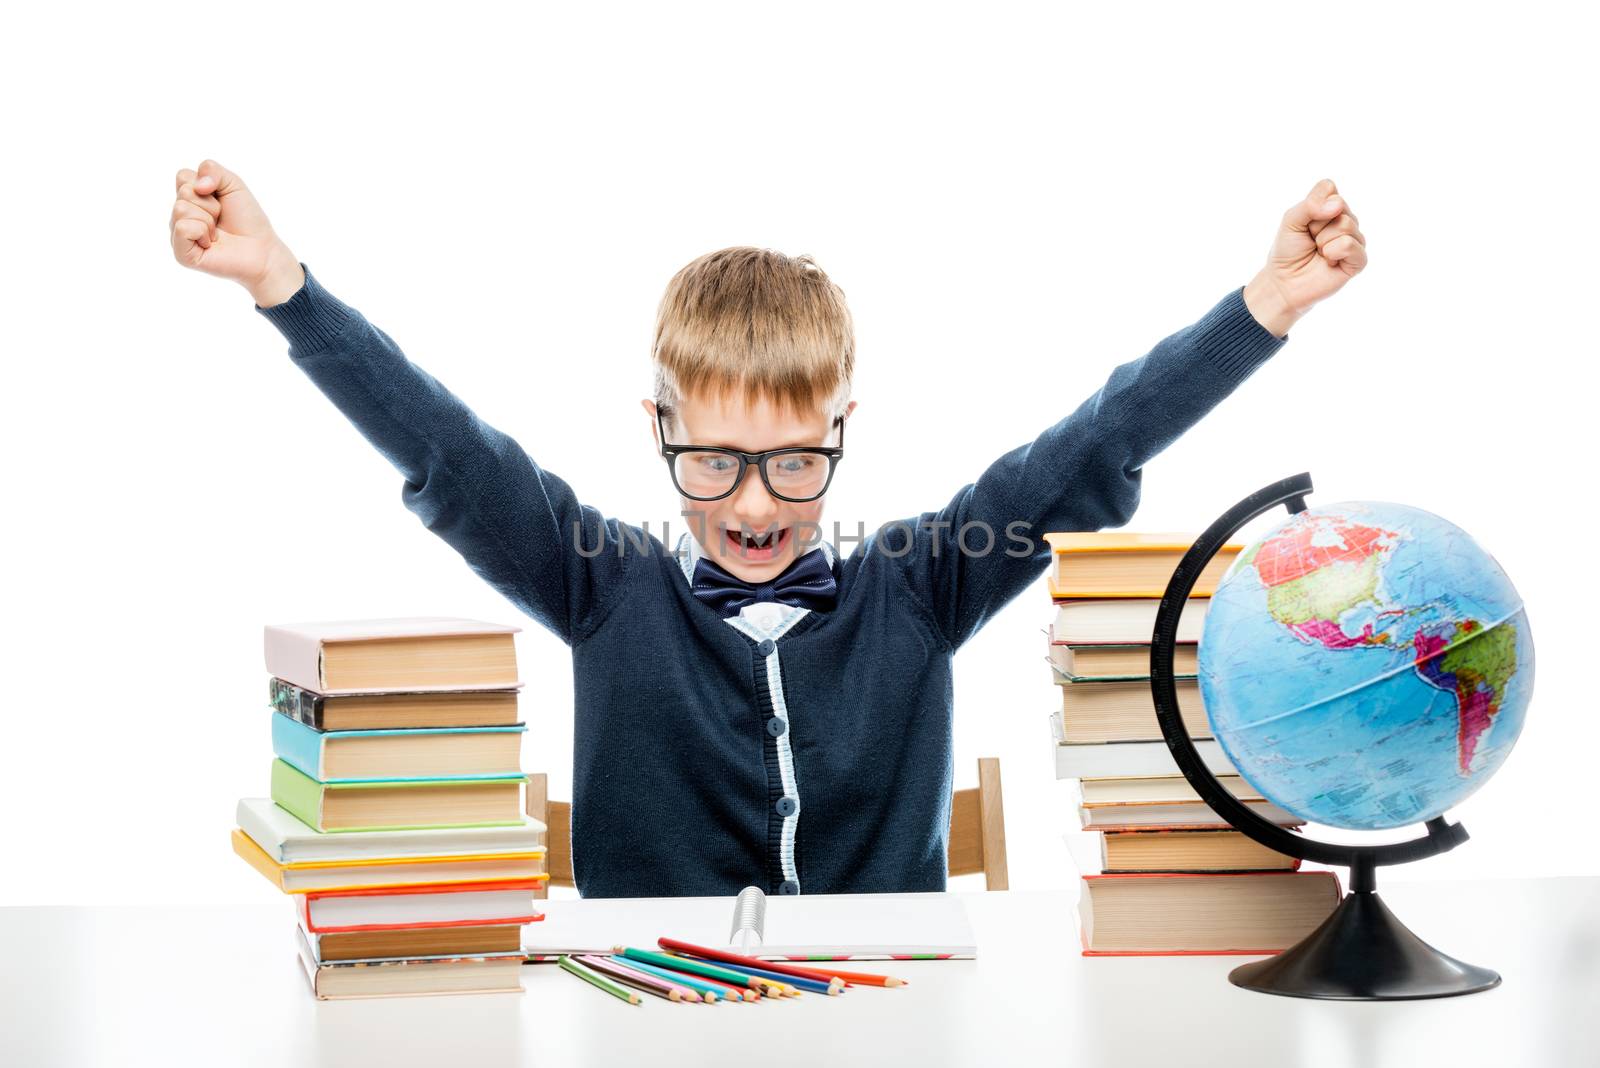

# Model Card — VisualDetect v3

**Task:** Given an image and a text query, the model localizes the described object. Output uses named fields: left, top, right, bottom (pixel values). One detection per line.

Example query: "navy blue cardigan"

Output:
left=256, top=264, right=1286, bottom=897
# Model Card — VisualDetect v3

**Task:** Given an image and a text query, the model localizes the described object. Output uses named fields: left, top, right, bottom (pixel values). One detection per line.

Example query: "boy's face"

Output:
left=644, top=391, right=856, bottom=584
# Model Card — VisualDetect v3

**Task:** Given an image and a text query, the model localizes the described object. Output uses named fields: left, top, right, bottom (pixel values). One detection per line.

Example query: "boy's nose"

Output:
left=731, top=460, right=780, bottom=521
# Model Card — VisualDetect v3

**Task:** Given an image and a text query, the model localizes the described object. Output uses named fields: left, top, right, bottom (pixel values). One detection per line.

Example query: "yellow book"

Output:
left=231, top=828, right=548, bottom=894
left=1044, top=532, right=1243, bottom=599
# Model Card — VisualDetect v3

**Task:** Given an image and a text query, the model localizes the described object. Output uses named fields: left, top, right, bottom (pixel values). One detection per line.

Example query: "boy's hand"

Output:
left=169, top=159, right=304, bottom=307
left=1243, top=178, right=1367, bottom=338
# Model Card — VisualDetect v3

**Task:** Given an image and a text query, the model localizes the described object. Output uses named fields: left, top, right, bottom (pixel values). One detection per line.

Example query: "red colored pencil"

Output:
left=657, top=937, right=905, bottom=988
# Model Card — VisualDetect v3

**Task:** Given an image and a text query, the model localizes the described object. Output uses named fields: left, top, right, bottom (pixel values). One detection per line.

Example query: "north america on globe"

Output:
left=1199, top=501, right=1533, bottom=831
left=1238, top=512, right=1518, bottom=775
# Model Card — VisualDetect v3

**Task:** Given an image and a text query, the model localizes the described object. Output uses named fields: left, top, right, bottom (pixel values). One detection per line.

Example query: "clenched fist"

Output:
left=170, top=159, right=304, bottom=307
left=1243, top=178, right=1368, bottom=338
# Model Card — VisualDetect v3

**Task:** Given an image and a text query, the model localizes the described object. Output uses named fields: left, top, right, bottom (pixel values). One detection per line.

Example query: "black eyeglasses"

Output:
left=656, top=408, right=846, bottom=503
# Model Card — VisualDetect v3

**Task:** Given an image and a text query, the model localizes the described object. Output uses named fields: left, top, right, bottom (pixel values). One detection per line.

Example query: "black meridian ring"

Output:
left=1149, top=471, right=1469, bottom=883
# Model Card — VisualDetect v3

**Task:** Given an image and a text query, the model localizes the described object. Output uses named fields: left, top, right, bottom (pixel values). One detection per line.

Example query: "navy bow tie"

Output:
left=691, top=548, right=839, bottom=619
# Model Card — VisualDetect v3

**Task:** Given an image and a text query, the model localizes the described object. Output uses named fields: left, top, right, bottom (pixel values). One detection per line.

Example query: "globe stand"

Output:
left=1150, top=472, right=1501, bottom=1000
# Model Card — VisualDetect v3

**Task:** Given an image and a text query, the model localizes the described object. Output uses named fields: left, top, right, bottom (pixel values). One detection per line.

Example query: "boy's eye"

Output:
left=695, top=454, right=738, bottom=473
left=774, top=456, right=815, bottom=474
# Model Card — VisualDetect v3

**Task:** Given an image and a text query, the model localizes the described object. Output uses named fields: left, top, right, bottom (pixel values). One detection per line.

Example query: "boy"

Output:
left=171, top=161, right=1365, bottom=897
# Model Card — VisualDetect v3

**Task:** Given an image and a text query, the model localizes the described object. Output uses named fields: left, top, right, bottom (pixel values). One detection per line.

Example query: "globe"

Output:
left=1197, top=501, right=1534, bottom=831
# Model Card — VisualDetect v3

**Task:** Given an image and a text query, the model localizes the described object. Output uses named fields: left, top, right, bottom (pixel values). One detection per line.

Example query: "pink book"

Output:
left=264, top=617, right=522, bottom=695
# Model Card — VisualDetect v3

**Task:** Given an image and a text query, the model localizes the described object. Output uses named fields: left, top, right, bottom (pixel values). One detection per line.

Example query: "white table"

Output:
left=4, top=878, right=1597, bottom=1067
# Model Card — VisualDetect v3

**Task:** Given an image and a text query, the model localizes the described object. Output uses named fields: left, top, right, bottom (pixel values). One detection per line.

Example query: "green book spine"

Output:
left=270, top=758, right=326, bottom=831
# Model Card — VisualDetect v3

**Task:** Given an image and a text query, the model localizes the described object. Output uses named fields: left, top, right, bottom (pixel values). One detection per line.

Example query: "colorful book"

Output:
left=264, top=617, right=521, bottom=694
left=270, top=677, right=521, bottom=730
left=1044, top=532, right=1242, bottom=599
left=270, top=714, right=526, bottom=782
left=297, top=880, right=543, bottom=934
left=235, top=797, right=544, bottom=864
left=270, top=759, right=525, bottom=832
left=231, top=827, right=546, bottom=894
left=295, top=927, right=524, bottom=999
left=1077, top=870, right=1341, bottom=955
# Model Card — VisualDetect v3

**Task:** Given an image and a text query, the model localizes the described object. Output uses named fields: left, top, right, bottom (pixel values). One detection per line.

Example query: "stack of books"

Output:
left=1043, top=533, right=1340, bottom=955
left=231, top=617, right=549, bottom=999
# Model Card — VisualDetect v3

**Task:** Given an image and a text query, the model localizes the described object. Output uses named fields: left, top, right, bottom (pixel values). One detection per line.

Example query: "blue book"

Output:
left=271, top=713, right=527, bottom=783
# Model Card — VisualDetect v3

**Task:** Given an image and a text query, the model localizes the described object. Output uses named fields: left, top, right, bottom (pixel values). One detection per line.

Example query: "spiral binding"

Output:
left=729, top=885, right=767, bottom=950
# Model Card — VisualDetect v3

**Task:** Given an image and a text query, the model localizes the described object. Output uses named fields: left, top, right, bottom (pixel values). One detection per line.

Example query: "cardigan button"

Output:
left=775, top=796, right=798, bottom=817
left=766, top=717, right=788, bottom=738
left=756, top=638, right=776, bottom=656
left=778, top=880, right=800, bottom=896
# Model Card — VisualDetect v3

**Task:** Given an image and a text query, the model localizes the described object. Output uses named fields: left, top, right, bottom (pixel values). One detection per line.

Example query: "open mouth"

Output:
left=724, top=525, right=791, bottom=561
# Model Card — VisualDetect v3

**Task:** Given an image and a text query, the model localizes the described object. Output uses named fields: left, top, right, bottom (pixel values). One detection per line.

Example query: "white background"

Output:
left=3, top=1, right=1594, bottom=906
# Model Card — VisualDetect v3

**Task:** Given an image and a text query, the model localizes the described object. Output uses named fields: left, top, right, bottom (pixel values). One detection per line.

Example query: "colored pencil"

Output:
left=607, top=955, right=731, bottom=1002
left=680, top=956, right=834, bottom=995
left=577, top=954, right=700, bottom=1003
left=616, top=955, right=749, bottom=1002
left=558, top=955, right=640, bottom=1005
left=657, top=937, right=848, bottom=988
left=618, top=946, right=769, bottom=994
left=657, top=937, right=904, bottom=987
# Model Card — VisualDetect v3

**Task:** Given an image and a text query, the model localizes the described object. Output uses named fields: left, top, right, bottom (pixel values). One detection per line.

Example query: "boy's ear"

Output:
left=641, top=399, right=660, bottom=448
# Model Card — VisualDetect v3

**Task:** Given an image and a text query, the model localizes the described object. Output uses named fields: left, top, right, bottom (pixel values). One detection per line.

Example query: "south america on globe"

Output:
left=1198, top=501, right=1534, bottom=830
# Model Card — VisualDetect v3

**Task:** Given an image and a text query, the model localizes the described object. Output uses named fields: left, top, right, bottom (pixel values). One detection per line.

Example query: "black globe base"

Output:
left=1229, top=889, right=1501, bottom=1000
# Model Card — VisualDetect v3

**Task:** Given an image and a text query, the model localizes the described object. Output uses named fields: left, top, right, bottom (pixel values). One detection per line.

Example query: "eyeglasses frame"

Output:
left=655, top=407, right=846, bottom=503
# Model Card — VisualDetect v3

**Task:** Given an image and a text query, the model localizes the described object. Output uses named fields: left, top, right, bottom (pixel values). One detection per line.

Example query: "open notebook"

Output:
left=523, top=888, right=976, bottom=961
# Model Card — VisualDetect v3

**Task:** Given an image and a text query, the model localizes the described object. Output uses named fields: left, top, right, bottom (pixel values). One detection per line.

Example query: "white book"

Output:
left=523, top=889, right=976, bottom=961
left=1052, top=598, right=1208, bottom=645
left=237, top=797, right=544, bottom=864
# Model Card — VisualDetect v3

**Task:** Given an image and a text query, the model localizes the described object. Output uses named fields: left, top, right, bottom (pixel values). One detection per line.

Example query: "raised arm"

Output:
left=171, top=160, right=630, bottom=645
left=891, top=286, right=1283, bottom=649
left=893, top=180, right=1367, bottom=651
left=258, top=265, right=631, bottom=644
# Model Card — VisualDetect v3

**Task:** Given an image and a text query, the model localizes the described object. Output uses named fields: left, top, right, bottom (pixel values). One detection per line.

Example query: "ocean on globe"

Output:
left=1198, top=501, right=1533, bottom=831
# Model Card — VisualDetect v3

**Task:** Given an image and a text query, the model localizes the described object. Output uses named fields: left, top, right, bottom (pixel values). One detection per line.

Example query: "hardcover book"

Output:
left=297, top=879, right=543, bottom=933
left=270, top=713, right=526, bottom=782
left=270, top=759, right=525, bottom=832
left=231, top=827, right=547, bottom=894
left=1077, top=870, right=1341, bottom=955
left=235, top=797, right=544, bottom=864
left=295, top=927, right=525, bottom=999
left=270, top=677, right=522, bottom=730
left=1056, top=676, right=1210, bottom=744
left=306, top=923, right=527, bottom=963
left=264, top=617, right=521, bottom=694
left=1043, top=532, right=1242, bottom=599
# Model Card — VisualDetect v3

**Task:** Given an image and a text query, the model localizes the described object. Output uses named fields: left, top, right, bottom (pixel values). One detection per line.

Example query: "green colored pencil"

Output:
left=559, top=954, right=641, bottom=1005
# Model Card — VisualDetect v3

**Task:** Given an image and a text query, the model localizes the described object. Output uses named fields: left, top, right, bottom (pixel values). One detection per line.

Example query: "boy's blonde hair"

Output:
left=653, top=247, right=855, bottom=430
